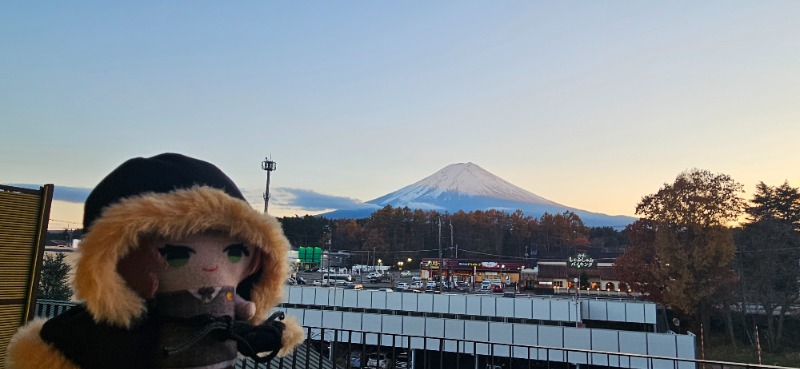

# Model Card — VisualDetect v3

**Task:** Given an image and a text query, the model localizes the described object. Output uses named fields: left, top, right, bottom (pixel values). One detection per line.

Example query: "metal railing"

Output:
left=33, top=300, right=790, bottom=369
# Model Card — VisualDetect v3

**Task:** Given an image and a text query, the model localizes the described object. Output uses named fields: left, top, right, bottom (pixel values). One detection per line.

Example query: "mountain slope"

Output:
left=370, top=163, right=562, bottom=207
left=324, top=163, right=636, bottom=227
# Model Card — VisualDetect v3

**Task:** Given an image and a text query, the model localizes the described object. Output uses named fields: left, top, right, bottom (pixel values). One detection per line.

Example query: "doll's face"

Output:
left=150, top=232, right=257, bottom=293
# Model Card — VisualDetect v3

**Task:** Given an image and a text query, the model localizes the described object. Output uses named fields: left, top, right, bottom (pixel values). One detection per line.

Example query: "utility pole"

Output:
left=449, top=220, right=454, bottom=287
left=438, top=217, right=442, bottom=283
left=261, top=157, right=276, bottom=214
left=449, top=220, right=454, bottom=255
left=328, top=227, right=336, bottom=311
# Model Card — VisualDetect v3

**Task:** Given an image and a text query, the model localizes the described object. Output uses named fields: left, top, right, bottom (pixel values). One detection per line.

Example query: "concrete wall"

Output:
left=284, top=286, right=657, bottom=325
left=282, top=306, right=695, bottom=369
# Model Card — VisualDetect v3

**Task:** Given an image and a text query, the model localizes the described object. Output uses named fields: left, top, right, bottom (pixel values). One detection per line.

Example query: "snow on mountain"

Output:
left=370, top=162, right=563, bottom=207
left=324, top=163, right=636, bottom=227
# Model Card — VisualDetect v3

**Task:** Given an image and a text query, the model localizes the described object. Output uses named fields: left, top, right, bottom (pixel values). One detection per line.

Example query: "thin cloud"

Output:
left=5, top=184, right=92, bottom=203
left=5, top=184, right=372, bottom=215
left=272, top=188, right=377, bottom=211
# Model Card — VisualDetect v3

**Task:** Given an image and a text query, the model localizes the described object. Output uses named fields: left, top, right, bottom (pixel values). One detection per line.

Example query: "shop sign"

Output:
left=424, top=260, right=441, bottom=269
left=569, top=253, right=595, bottom=269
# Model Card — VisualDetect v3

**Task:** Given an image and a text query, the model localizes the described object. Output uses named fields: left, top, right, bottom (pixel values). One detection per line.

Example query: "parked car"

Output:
left=344, top=283, right=364, bottom=290
left=395, top=282, right=409, bottom=290
left=456, top=281, right=470, bottom=291
left=369, top=274, right=392, bottom=283
left=400, top=270, right=412, bottom=277
left=479, top=282, right=491, bottom=292
left=491, top=284, right=504, bottom=293
left=378, top=287, right=394, bottom=293
left=411, top=276, right=422, bottom=282
left=394, top=351, right=410, bottom=369
left=426, top=281, right=437, bottom=289
left=350, top=351, right=363, bottom=368
left=366, top=352, right=390, bottom=369
left=409, top=281, right=423, bottom=290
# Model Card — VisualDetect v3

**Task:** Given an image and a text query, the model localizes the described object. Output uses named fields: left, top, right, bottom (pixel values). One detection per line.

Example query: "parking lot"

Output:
left=293, top=270, right=514, bottom=294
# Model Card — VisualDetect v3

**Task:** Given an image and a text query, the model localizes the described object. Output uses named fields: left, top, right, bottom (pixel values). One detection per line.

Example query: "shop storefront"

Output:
left=419, top=258, right=529, bottom=286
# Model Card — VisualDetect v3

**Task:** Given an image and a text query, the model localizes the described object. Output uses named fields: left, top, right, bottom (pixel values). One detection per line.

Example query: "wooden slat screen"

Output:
left=0, top=184, right=53, bottom=368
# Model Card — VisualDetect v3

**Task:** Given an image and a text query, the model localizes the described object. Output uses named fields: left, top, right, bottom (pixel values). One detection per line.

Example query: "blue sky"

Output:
left=2, top=1, right=799, bottom=229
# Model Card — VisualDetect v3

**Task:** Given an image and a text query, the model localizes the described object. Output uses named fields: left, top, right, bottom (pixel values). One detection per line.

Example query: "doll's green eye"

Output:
left=224, top=243, right=249, bottom=264
left=158, top=245, right=196, bottom=268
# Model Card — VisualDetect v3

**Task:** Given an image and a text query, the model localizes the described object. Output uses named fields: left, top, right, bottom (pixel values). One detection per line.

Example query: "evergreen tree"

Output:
left=38, top=252, right=73, bottom=301
left=747, top=181, right=800, bottom=230
left=736, top=219, right=800, bottom=351
left=738, top=181, right=800, bottom=351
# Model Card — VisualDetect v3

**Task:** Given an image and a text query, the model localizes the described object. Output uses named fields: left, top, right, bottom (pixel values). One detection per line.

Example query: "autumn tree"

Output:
left=635, top=169, right=744, bottom=331
left=38, top=252, right=72, bottom=301
left=537, top=211, right=588, bottom=253
left=614, top=219, right=665, bottom=303
left=589, top=226, right=626, bottom=251
left=278, top=215, right=331, bottom=247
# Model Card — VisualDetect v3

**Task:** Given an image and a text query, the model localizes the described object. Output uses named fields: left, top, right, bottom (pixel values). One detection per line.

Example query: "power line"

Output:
left=49, top=218, right=81, bottom=224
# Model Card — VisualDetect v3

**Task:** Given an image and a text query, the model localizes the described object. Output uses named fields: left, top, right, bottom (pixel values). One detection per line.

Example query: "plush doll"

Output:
left=6, top=153, right=305, bottom=369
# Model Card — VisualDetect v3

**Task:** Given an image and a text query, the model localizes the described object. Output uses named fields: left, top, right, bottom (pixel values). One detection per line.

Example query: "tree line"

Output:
left=278, top=208, right=626, bottom=267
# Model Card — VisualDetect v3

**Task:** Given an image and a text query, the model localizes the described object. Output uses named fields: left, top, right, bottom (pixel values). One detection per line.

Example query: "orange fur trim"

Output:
left=277, top=316, right=305, bottom=357
left=74, top=186, right=290, bottom=327
left=5, top=319, right=80, bottom=369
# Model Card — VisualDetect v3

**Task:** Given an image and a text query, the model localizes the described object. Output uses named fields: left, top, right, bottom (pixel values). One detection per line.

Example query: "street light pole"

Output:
left=574, top=277, right=580, bottom=327
left=449, top=221, right=453, bottom=253
left=261, top=157, right=276, bottom=214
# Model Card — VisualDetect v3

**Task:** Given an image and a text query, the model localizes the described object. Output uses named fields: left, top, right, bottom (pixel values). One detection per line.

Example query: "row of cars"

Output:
left=350, top=350, right=408, bottom=369
left=394, top=280, right=470, bottom=292
left=286, top=277, right=307, bottom=285
left=395, top=280, right=506, bottom=293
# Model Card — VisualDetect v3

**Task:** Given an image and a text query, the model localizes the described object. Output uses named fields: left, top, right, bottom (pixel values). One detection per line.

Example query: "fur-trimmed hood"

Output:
left=74, top=186, right=290, bottom=328
left=6, top=154, right=304, bottom=369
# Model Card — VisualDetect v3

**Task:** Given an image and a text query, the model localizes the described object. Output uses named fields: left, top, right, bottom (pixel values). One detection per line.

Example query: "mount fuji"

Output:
left=324, top=163, right=636, bottom=227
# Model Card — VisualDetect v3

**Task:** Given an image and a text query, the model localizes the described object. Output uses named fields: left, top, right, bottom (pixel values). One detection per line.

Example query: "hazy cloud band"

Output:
left=5, top=184, right=92, bottom=203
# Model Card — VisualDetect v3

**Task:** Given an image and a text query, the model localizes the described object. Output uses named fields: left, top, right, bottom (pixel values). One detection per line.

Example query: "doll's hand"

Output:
left=234, top=294, right=256, bottom=321
left=236, top=312, right=286, bottom=363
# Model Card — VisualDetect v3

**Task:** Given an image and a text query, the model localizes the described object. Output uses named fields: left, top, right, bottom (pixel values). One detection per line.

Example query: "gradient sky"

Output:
left=2, top=1, right=799, bottom=230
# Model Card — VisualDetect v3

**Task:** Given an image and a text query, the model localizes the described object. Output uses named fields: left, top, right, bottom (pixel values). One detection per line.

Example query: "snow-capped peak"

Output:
left=370, top=163, right=562, bottom=206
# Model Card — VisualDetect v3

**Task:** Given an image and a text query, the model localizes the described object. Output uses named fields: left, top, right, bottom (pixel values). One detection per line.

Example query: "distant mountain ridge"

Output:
left=324, top=163, right=636, bottom=228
